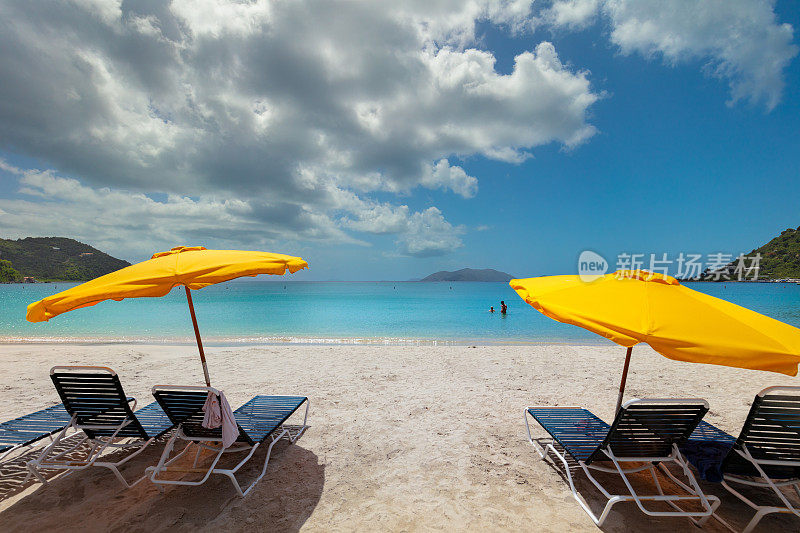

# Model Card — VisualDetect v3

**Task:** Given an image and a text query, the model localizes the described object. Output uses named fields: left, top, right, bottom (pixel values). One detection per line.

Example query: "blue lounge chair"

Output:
left=0, top=403, right=73, bottom=469
left=148, top=385, right=309, bottom=496
left=681, top=386, right=800, bottom=532
left=525, top=398, right=719, bottom=526
left=27, top=366, right=175, bottom=488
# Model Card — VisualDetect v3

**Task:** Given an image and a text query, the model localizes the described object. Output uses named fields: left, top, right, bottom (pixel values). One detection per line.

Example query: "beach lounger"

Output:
left=147, top=385, right=309, bottom=496
left=525, top=398, right=719, bottom=527
left=0, top=403, right=73, bottom=469
left=680, top=386, right=800, bottom=532
left=26, top=366, right=174, bottom=488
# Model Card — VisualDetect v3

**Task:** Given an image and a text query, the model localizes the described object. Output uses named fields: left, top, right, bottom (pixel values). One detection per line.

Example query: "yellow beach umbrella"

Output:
left=27, top=246, right=308, bottom=385
left=510, top=270, right=800, bottom=412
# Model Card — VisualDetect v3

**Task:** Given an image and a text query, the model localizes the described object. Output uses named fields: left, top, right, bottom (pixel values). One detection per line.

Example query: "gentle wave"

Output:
left=0, top=333, right=609, bottom=346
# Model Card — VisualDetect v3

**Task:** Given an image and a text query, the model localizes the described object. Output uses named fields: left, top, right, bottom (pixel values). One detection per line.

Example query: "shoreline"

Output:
left=0, top=334, right=609, bottom=347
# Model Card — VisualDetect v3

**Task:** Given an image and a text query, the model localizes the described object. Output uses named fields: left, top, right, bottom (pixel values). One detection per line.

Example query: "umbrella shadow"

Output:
left=0, top=431, right=324, bottom=532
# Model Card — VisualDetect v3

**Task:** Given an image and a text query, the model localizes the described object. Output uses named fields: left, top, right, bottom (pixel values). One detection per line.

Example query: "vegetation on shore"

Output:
left=0, top=259, right=22, bottom=282
left=0, top=237, right=130, bottom=281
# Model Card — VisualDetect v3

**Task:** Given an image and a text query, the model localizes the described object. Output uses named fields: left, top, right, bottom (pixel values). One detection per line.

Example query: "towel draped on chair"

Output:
left=202, top=391, right=238, bottom=448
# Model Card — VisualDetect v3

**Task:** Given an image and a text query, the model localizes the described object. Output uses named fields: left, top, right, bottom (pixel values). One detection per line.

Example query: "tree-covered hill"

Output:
left=748, top=226, right=800, bottom=279
left=0, top=237, right=130, bottom=281
left=0, top=259, right=21, bottom=282
left=705, top=226, right=800, bottom=280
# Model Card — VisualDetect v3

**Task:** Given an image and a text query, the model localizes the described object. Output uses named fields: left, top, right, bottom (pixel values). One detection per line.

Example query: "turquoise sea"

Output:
left=1, top=281, right=799, bottom=344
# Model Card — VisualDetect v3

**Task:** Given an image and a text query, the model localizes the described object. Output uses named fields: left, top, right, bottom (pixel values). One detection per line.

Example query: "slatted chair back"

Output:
left=733, top=386, right=800, bottom=465
left=50, top=366, right=147, bottom=439
left=589, top=399, right=708, bottom=463
left=152, top=386, right=248, bottom=444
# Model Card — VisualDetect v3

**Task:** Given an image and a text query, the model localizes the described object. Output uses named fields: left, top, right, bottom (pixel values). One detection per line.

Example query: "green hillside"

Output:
left=748, top=227, right=800, bottom=279
left=0, top=237, right=130, bottom=281
left=706, top=226, right=800, bottom=280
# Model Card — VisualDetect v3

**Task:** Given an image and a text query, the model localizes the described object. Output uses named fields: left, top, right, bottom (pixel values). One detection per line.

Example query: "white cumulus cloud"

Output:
left=540, top=0, right=600, bottom=30
left=397, top=207, right=465, bottom=257
left=603, top=0, right=797, bottom=110
left=541, top=0, right=798, bottom=110
left=0, top=0, right=599, bottom=257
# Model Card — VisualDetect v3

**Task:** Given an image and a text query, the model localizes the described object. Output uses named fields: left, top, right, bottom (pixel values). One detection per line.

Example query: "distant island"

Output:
left=0, top=237, right=130, bottom=282
left=420, top=268, right=515, bottom=282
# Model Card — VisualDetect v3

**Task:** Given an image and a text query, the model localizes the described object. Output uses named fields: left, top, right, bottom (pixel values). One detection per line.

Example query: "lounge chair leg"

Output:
left=721, top=479, right=794, bottom=533
left=193, top=446, right=203, bottom=468
left=238, top=429, right=287, bottom=497
left=523, top=409, right=547, bottom=460
left=27, top=460, right=48, bottom=485
left=26, top=416, right=78, bottom=484
left=656, top=456, right=722, bottom=528
left=741, top=509, right=770, bottom=533
left=97, top=441, right=155, bottom=489
left=287, top=400, right=310, bottom=443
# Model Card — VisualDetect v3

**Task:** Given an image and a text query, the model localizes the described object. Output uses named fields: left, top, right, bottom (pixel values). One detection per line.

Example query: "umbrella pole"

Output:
left=615, top=347, right=633, bottom=415
left=185, top=286, right=211, bottom=387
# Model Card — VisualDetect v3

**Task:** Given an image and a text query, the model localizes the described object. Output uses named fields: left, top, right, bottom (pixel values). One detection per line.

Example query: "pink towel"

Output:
left=202, top=391, right=238, bottom=448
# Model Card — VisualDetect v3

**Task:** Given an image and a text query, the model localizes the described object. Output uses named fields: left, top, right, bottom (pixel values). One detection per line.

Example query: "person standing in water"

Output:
left=490, top=306, right=495, bottom=313
left=500, top=301, right=507, bottom=314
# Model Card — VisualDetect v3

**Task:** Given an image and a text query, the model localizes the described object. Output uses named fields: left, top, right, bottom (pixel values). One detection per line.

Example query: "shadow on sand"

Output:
left=0, top=432, right=324, bottom=532
left=531, top=437, right=800, bottom=532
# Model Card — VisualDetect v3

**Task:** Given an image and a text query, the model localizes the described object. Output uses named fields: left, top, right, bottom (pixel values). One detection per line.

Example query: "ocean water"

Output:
left=1, top=281, right=799, bottom=344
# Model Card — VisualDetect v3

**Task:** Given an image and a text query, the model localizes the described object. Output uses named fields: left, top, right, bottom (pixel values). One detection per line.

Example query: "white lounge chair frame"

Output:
left=1, top=430, right=69, bottom=470
left=525, top=399, right=720, bottom=527
left=710, top=386, right=800, bottom=533
left=0, top=405, right=76, bottom=475
left=1, top=429, right=76, bottom=482
left=147, top=385, right=309, bottom=497
left=26, top=366, right=171, bottom=488
left=720, top=448, right=800, bottom=532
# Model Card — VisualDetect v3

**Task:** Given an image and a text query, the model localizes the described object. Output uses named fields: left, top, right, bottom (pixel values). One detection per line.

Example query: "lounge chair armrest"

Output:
left=526, top=405, right=583, bottom=409
left=50, top=365, right=117, bottom=376
left=757, top=385, right=800, bottom=397
left=151, top=384, right=221, bottom=396
left=621, top=398, right=709, bottom=409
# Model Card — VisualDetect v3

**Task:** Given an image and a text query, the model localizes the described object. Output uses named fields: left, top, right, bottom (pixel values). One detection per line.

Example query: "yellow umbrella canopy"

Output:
left=510, top=270, right=800, bottom=411
left=27, top=246, right=308, bottom=385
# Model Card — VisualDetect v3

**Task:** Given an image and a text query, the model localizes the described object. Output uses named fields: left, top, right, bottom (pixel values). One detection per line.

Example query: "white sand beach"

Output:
left=0, top=342, right=797, bottom=532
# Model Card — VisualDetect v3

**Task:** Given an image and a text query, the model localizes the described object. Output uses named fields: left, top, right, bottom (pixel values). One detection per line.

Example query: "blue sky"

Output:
left=0, top=1, right=798, bottom=280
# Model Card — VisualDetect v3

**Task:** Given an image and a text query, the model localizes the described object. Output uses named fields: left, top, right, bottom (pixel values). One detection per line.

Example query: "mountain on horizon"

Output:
left=420, top=268, right=515, bottom=282
left=0, top=237, right=130, bottom=281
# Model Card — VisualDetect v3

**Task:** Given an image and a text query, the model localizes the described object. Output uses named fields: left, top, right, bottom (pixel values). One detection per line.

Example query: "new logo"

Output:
left=578, top=250, right=608, bottom=281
